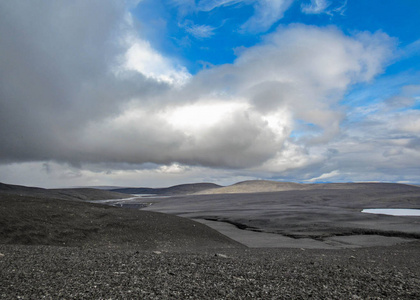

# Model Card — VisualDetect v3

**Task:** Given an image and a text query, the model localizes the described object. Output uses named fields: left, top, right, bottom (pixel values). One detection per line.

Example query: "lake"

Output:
left=362, top=208, right=420, bottom=216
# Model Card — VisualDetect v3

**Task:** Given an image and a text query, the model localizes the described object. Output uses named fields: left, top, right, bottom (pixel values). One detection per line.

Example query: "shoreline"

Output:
left=194, top=218, right=417, bottom=249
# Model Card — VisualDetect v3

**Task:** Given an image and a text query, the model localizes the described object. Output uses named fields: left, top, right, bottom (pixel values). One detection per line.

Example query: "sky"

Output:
left=0, top=0, right=420, bottom=188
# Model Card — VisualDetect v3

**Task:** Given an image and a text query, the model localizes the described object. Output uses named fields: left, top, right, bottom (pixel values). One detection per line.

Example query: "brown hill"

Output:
left=196, top=180, right=305, bottom=194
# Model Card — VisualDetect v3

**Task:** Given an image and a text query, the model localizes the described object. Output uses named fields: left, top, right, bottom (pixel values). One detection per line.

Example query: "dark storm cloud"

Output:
left=0, top=1, right=166, bottom=164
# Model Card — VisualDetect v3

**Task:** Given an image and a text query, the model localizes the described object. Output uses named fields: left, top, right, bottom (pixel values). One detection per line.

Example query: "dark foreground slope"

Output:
left=0, top=194, right=243, bottom=250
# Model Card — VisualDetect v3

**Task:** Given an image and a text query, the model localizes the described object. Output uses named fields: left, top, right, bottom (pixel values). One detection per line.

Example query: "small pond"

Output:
left=362, top=208, right=420, bottom=216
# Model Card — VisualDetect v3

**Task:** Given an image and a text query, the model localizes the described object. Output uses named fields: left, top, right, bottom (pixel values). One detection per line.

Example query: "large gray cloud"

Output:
left=0, top=1, right=394, bottom=169
left=65, top=25, right=393, bottom=172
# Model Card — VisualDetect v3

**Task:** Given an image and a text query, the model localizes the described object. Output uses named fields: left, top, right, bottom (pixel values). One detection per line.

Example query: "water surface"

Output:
left=362, top=209, right=420, bottom=216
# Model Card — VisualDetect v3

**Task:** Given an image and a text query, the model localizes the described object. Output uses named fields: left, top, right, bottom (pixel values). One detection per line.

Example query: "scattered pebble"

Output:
left=215, top=253, right=228, bottom=258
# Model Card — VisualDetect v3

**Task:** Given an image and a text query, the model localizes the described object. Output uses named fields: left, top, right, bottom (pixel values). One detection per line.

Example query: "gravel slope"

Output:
left=0, top=194, right=243, bottom=250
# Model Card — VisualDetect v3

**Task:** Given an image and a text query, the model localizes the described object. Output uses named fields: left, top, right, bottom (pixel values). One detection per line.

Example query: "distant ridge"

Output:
left=2, top=181, right=418, bottom=198
left=196, top=180, right=420, bottom=195
left=197, top=180, right=304, bottom=194
left=0, top=182, right=130, bottom=201
left=111, top=182, right=222, bottom=195
left=0, top=182, right=45, bottom=192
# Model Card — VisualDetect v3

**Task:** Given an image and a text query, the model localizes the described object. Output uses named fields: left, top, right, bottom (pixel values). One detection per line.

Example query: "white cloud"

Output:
left=162, top=100, right=250, bottom=133
left=306, top=170, right=340, bottom=182
left=310, top=83, right=420, bottom=183
left=123, top=36, right=191, bottom=86
left=301, top=0, right=348, bottom=16
left=158, top=163, right=189, bottom=174
left=197, top=0, right=244, bottom=11
left=241, top=0, right=294, bottom=33
left=185, top=24, right=217, bottom=39
left=120, top=10, right=191, bottom=85
left=196, top=0, right=295, bottom=33
left=301, top=0, right=330, bottom=14
left=228, top=25, right=394, bottom=144
left=332, top=0, right=347, bottom=16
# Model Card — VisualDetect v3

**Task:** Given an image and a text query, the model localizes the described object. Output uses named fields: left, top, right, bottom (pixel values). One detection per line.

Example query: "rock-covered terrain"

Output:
left=1, top=243, right=419, bottom=299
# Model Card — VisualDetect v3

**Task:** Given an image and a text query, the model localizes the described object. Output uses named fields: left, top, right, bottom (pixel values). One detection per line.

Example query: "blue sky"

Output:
left=132, top=0, right=420, bottom=73
left=0, top=0, right=419, bottom=187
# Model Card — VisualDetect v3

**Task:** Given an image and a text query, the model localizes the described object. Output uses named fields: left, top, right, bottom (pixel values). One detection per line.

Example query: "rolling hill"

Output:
left=0, top=182, right=130, bottom=201
left=111, top=182, right=221, bottom=195
left=195, top=180, right=420, bottom=194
